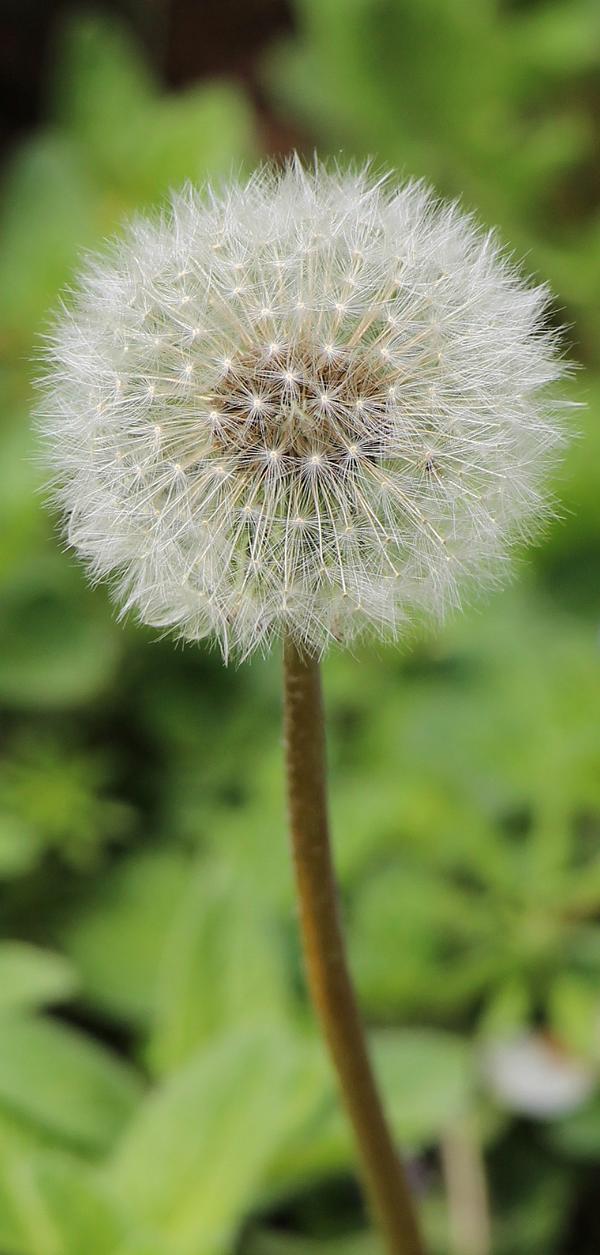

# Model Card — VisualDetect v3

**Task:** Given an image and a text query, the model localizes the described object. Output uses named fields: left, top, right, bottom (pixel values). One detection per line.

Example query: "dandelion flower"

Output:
left=38, top=160, right=567, bottom=659
left=37, top=159, right=573, bottom=1255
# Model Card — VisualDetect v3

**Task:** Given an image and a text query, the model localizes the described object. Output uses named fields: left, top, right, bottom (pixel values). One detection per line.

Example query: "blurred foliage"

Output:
left=0, top=2, right=598, bottom=1253
left=266, top=0, right=600, bottom=363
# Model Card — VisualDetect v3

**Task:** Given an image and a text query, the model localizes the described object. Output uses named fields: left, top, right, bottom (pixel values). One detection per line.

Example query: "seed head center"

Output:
left=208, top=340, right=395, bottom=467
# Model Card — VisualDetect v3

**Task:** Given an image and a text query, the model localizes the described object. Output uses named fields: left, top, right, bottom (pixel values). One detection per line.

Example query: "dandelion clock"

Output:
left=38, top=159, right=569, bottom=1255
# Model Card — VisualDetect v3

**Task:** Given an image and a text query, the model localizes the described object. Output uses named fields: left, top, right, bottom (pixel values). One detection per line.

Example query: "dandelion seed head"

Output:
left=38, top=159, right=569, bottom=658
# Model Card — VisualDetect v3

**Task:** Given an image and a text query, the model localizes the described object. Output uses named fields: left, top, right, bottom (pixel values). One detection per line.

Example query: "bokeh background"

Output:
left=0, top=1, right=599, bottom=1252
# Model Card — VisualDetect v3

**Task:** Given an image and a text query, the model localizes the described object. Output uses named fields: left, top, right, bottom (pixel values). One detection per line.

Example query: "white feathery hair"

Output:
left=38, top=158, right=569, bottom=659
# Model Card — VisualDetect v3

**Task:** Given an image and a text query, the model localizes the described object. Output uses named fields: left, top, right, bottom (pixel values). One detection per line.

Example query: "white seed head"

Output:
left=38, top=159, right=569, bottom=659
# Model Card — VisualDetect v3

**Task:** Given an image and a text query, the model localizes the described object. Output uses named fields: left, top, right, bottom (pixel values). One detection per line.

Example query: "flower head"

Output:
left=39, top=160, right=568, bottom=658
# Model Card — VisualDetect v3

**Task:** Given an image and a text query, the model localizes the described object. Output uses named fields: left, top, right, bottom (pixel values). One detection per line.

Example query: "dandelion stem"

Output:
left=283, top=635, right=425, bottom=1255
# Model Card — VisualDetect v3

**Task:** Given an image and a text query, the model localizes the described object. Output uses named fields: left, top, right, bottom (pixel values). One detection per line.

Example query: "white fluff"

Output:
left=38, top=159, right=569, bottom=659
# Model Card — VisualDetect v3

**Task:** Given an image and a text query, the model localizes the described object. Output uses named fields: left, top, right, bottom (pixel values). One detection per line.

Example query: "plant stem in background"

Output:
left=283, top=636, right=424, bottom=1255
left=440, top=1120, right=491, bottom=1255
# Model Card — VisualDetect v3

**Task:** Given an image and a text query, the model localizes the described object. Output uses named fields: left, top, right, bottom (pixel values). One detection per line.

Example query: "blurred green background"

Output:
left=0, top=1, right=598, bottom=1251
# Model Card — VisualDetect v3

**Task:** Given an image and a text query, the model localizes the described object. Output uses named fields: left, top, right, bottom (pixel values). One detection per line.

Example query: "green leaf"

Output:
left=0, top=137, right=96, bottom=339
left=0, top=734, right=133, bottom=872
left=21, top=1155, right=129, bottom=1255
left=51, top=13, right=255, bottom=202
left=112, top=1027, right=325, bottom=1255
left=111, top=1243, right=166, bottom=1255
left=0, top=1015, right=143, bottom=1153
left=349, top=859, right=500, bottom=1018
left=266, top=0, right=598, bottom=357
left=0, top=945, right=76, bottom=1015
left=61, top=849, right=189, bottom=1025
left=479, top=980, right=532, bottom=1039
left=0, top=562, right=122, bottom=710
left=52, top=13, right=154, bottom=140
left=148, top=858, right=291, bottom=1074
left=548, top=974, right=600, bottom=1063
left=0, top=1147, right=130, bottom=1255
left=0, top=813, right=41, bottom=878
left=0, top=397, right=45, bottom=576
left=118, top=85, right=256, bottom=201
left=0, top=1129, right=132, bottom=1255
left=546, top=1093, right=600, bottom=1160
left=373, top=1029, right=473, bottom=1145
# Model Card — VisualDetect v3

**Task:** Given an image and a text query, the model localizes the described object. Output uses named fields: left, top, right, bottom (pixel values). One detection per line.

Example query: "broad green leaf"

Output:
left=0, top=1113, right=51, bottom=1252
left=51, top=13, right=255, bottom=201
left=52, top=13, right=154, bottom=140
left=0, top=1015, right=142, bottom=1153
left=509, top=0, right=600, bottom=78
left=118, top=86, right=255, bottom=201
left=112, top=1027, right=326, bottom=1255
left=0, top=1134, right=131, bottom=1255
left=149, top=857, right=291, bottom=1073
left=0, top=945, right=76, bottom=1014
left=19, top=1154, right=129, bottom=1255
left=0, top=137, right=96, bottom=339
left=61, top=849, right=189, bottom=1024
left=374, top=1029, right=473, bottom=1145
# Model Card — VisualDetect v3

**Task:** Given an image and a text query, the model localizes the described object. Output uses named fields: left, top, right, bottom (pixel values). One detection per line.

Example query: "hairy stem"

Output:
left=282, top=636, right=424, bottom=1255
